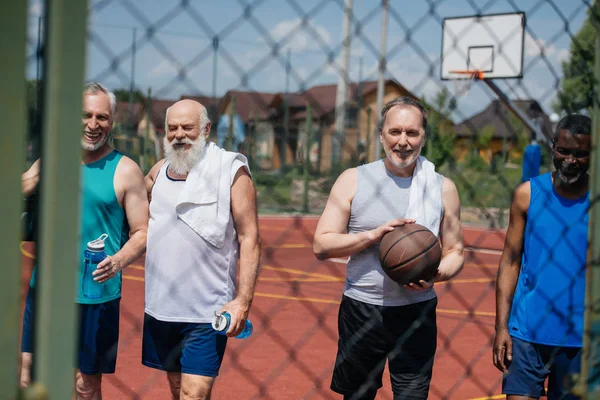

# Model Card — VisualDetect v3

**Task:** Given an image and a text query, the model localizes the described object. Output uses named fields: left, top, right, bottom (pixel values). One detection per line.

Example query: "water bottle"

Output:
left=211, top=311, right=253, bottom=339
left=82, top=233, right=108, bottom=299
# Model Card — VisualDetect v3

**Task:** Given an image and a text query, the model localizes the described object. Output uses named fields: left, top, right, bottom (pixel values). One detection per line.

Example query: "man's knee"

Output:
left=167, top=372, right=182, bottom=397
left=180, top=374, right=215, bottom=400
left=75, top=372, right=102, bottom=399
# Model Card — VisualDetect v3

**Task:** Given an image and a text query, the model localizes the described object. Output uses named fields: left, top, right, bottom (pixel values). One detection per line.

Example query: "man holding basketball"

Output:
left=494, top=114, right=591, bottom=400
left=313, top=96, right=464, bottom=400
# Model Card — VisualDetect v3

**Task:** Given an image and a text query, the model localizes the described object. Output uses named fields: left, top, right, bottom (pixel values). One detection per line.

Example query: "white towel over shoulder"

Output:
left=406, top=156, right=444, bottom=236
left=176, top=141, right=250, bottom=248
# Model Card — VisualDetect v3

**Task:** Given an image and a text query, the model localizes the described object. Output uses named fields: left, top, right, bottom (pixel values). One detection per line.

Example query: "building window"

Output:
left=345, top=106, right=358, bottom=128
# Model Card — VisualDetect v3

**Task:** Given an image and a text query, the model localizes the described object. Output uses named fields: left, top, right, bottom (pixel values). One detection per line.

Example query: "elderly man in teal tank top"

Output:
left=494, top=114, right=591, bottom=400
left=19, top=82, right=149, bottom=399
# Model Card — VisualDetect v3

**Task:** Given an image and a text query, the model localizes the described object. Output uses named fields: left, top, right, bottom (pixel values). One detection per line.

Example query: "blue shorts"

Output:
left=21, top=287, right=120, bottom=375
left=502, top=336, right=581, bottom=400
left=142, top=313, right=228, bottom=377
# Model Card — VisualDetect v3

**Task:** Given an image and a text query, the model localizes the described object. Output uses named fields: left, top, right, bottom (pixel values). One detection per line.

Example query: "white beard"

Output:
left=164, top=135, right=206, bottom=175
left=81, top=132, right=108, bottom=151
left=556, top=159, right=583, bottom=184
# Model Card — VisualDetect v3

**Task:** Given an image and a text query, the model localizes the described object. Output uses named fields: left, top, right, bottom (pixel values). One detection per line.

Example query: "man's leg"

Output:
left=331, top=296, right=387, bottom=399
left=179, top=373, right=216, bottom=400
left=20, top=287, right=36, bottom=388
left=74, top=371, right=102, bottom=400
left=178, top=323, right=227, bottom=400
left=502, top=337, right=548, bottom=400
left=386, top=297, right=437, bottom=400
left=76, top=298, right=120, bottom=400
left=20, top=352, right=33, bottom=388
left=547, top=346, right=581, bottom=400
left=167, top=372, right=182, bottom=400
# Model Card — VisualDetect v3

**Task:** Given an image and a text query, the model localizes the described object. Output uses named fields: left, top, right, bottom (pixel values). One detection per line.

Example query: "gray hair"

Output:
left=84, top=81, right=116, bottom=117
left=164, top=103, right=211, bottom=134
left=379, top=96, right=428, bottom=132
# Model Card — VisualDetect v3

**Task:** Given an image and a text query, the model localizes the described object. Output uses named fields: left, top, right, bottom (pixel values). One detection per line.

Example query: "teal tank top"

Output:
left=508, top=172, right=589, bottom=347
left=30, top=150, right=129, bottom=304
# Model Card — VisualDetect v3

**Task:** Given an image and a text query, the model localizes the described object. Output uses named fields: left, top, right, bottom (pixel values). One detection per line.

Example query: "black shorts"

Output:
left=331, top=295, right=437, bottom=399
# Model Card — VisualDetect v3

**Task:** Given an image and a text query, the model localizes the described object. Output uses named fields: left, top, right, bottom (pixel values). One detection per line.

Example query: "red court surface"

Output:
left=20, top=216, right=507, bottom=399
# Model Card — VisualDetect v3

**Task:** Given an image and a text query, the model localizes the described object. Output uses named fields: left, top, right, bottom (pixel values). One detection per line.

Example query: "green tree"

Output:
left=422, top=87, right=457, bottom=167
left=113, top=88, right=146, bottom=104
left=553, top=8, right=596, bottom=114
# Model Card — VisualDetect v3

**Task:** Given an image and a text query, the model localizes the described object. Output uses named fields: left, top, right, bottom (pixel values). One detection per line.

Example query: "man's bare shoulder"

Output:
left=147, top=158, right=167, bottom=182
left=441, top=176, right=458, bottom=196
left=116, top=155, right=144, bottom=177
left=512, top=180, right=531, bottom=211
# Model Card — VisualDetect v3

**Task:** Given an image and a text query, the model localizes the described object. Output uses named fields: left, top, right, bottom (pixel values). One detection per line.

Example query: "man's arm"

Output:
left=404, top=177, right=464, bottom=291
left=22, top=159, right=41, bottom=197
left=220, top=166, right=261, bottom=336
left=94, top=158, right=149, bottom=283
left=493, top=181, right=529, bottom=372
left=312, top=168, right=413, bottom=260
left=436, top=177, right=464, bottom=281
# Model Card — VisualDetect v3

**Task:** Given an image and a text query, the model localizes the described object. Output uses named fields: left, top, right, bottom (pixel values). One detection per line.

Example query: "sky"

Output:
left=26, top=0, right=590, bottom=124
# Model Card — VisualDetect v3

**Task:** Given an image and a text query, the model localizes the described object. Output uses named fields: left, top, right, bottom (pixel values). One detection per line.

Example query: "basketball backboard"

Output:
left=441, top=12, right=526, bottom=80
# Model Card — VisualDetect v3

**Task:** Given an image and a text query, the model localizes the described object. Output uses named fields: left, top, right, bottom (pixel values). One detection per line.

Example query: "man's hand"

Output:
left=218, top=298, right=251, bottom=337
left=404, top=270, right=440, bottom=291
left=368, top=218, right=415, bottom=244
left=493, top=328, right=513, bottom=372
left=93, top=255, right=122, bottom=283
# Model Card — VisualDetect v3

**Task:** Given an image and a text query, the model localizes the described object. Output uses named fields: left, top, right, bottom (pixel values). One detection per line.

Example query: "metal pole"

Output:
left=373, top=0, right=388, bottom=161
left=333, top=0, right=353, bottom=172
left=356, top=56, right=363, bottom=164
left=128, top=28, right=137, bottom=157
left=0, top=2, right=28, bottom=398
left=482, top=78, right=552, bottom=148
left=302, top=105, right=312, bottom=213
left=29, top=0, right=88, bottom=398
left=212, top=36, right=219, bottom=123
left=579, top=5, right=600, bottom=397
left=365, top=107, right=372, bottom=163
left=227, top=95, right=236, bottom=151
left=281, top=49, right=291, bottom=173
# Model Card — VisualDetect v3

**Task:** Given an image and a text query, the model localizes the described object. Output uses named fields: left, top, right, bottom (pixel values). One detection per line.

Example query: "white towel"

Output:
left=176, top=141, right=250, bottom=249
left=406, top=156, right=444, bottom=237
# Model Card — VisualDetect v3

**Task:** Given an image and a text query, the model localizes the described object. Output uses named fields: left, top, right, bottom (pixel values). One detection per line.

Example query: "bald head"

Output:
left=165, top=99, right=210, bottom=140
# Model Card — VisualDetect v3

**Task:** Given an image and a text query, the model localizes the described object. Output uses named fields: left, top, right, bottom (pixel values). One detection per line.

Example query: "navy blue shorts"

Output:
left=21, top=287, right=120, bottom=375
left=142, top=313, right=228, bottom=377
left=502, top=336, right=581, bottom=400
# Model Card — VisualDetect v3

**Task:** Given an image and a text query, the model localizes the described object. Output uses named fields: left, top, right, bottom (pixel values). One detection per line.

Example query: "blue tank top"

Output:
left=508, top=172, right=589, bottom=347
left=31, top=150, right=129, bottom=304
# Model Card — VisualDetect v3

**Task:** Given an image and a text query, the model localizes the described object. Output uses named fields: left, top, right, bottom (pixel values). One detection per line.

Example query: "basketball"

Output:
left=378, top=223, right=442, bottom=285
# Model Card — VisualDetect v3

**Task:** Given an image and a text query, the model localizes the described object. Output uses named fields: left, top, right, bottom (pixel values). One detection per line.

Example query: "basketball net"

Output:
left=449, top=70, right=484, bottom=97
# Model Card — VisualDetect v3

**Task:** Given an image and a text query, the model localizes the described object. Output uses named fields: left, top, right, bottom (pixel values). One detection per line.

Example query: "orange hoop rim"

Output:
left=448, top=69, right=485, bottom=80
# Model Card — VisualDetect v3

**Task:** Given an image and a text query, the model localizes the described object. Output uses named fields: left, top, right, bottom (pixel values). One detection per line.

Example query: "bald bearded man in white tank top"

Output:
left=142, top=99, right=260, bottom=400
left=313, top=97, right=464, bottom=400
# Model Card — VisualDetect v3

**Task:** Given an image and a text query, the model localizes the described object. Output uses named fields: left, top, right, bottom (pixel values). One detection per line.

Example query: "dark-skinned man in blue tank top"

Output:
left=19, top=82, right=149, bottom=399
left=494, top=114, right=591, bottom=400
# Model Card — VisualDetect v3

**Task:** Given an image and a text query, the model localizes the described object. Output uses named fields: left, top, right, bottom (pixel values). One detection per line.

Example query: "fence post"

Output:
left=580, top=3, right=600, bottom=398
left=27, top=0, right=88, bottom=398
left=302, top=105, right=313, bottom=213
left=0, top=2, right=28, bottom=398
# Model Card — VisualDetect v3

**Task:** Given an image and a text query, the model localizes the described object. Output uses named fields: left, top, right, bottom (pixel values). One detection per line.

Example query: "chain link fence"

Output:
left=12, top=0, right=600, bottom=398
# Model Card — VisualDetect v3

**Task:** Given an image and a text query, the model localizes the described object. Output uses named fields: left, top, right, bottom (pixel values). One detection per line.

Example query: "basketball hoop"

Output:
left=449, top=69, right=484, bottom=97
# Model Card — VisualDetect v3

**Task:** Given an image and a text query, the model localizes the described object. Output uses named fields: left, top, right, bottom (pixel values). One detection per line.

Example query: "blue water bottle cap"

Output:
left=87, top=233, right=109, bottom=251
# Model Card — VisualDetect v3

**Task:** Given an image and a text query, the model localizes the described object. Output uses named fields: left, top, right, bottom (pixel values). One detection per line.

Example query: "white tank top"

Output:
left=144, top=161, right=245, bottom=323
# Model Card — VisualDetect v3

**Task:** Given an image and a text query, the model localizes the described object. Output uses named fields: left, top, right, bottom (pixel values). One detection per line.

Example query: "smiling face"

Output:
left=552, top=129, right=591, bottom=185
left=380, top=105, right=426, bottom=173
left=81, top=92, right=113, bottom=152
left=164, top=100, right=211, bottom=176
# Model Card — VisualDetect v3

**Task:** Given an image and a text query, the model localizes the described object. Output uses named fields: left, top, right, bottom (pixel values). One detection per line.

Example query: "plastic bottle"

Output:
left=211, top=311, right=253, bottom=339
left=82, top=233, right=108, bottom=299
